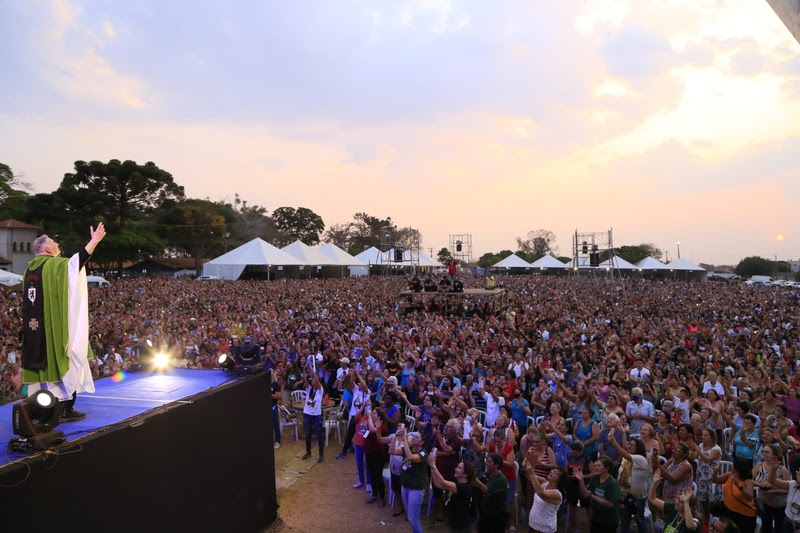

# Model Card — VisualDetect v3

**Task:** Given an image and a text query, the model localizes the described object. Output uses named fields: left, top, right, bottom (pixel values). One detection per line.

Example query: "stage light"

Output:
left=10, top=390, right=66, bottom=451
left=218, top=353, right=236, bottom=371
left=153, top=352, right=170, bottom=369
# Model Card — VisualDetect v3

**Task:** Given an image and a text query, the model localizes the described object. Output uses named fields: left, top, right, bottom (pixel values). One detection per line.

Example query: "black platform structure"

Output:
left=0, top=369, right=278, bottom=533
left=399, top=288, right=507, bottom=315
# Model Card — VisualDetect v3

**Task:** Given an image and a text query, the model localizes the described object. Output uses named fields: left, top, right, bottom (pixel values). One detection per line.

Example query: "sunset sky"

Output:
left=1, top=1, right=799, bottom=265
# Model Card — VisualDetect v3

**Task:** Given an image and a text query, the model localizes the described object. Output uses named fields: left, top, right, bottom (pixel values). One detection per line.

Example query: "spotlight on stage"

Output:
left=10, top=389, right=66, bottom=451
left=153, top=352, right=171, bottom=370
left=217, top=353, right=236, bottom=371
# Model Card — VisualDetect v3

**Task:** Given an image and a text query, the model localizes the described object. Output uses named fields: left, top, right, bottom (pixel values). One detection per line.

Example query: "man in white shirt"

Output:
left=480, top=383, right=505, bottom=427
left=626, top=387, right=655, bottom=435
left=629, top=360, right=650, bottom=383
left=508, top=350, right=530, bottom=379
left=673, top=388, right=691, bottom=424
left=701, top=371, right=725, bottom=396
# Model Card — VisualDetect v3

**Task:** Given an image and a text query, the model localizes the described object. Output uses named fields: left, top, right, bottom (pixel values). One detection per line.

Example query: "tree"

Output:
left=477, top=250, right=514, bottom=268
left=0, top=162, right=30, bottom=220
left=59, top=160, right=185, bottom=232
left=272, top=206, right=325, bottom=246
left=394, top=226, right=421, bottom=250
left=611, top=243, right=663, bottom=264
left=735, top=256, right=774, bottom=277
left=437, top=247, right=452, bottom=263
left=516, top=229, right=559, bottom=261
left=323, top=222, right=353, bottom=248
left=349, top=212, right=396, bottom=251
left=515, top=250, right=535, bottom=263
left=93, top=227, right=164, bottom=270
left=160, top=199, right=229, bottom=274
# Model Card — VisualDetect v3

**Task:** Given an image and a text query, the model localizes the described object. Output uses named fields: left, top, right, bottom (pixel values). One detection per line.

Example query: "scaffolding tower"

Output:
left=380, top=228, right=421, bottom=275
left=572, top=229, right=620, bottom=278
left=449, top=234, right=473, bottom=265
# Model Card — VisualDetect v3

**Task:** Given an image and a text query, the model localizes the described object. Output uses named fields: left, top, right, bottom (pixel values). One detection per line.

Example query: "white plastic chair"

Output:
left=718, top=460, right=733, bottom=475
left=278, top=405, right=299, bottom=441
left=404, top=414, right=416, bottom=432
left=476, top=409, right=487, bottom=426
left=722, top=427, right=734, bottom=458
left=323, top=405, right=344, bottom=446
left=291, top=389, right=307, bottom=408
left=527, top=415, right=536, bottom=429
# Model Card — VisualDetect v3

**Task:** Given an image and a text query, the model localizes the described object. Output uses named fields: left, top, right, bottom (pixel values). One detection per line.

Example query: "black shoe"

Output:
left=302, top=452, right=312, bottom=460
left=317, top=456, right=324, bottom=463
left=61, top=409, right=86, bottom=422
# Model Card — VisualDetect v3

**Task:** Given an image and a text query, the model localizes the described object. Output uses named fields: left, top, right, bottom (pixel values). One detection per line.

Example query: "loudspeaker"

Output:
left=582, top=241, right=588, bottom=254
left=394, top=249, right=403, bottom=262
left=456, top=243, right=462, bottom=252
left=590, top=253, right=600, bottom=267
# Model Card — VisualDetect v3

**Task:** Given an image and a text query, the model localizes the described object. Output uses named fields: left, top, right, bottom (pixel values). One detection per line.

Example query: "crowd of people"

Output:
left=1, top=271, right=800, bottom=532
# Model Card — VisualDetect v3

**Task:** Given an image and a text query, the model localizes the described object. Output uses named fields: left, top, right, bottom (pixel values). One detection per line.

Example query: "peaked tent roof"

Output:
left=599, top=256, right=639, bottom=270
left=417, top=250, right=443, bottom=267
left=0, top=269, right=22, bottom=287
left=493, top=254, right=532, bottom=268
left=316, top=243, right=367, bottom=266
left=204, top=238, right=305, bottom=280
left=636, top=256, right=669, bottom=270
left=354, top=247, right=385, bottom=265
left=666, top=258, right=706, bottom=271
left=282, top=240, right=338, bottom=266
left=530, top=255, right=569, bottom=269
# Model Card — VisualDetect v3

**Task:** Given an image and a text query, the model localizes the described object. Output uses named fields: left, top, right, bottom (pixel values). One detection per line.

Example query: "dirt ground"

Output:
left=270, top=437, right=585, bottom=533
left=271, top=437, right=452, bottom=533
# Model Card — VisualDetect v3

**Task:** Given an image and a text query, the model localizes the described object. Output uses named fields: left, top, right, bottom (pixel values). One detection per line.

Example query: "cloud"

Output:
left=602, top=25, right=675, bottom=80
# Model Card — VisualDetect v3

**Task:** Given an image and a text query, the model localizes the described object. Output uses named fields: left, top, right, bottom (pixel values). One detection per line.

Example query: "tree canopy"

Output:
left=735, top=256, right=774, bottom=277
left=272, top=206, right=325, bottom=246
left=59, top=159, right=185, bottom=232
left=516, top=229, right=558, bottom=261
left=609, top=243, right=663, bottom=264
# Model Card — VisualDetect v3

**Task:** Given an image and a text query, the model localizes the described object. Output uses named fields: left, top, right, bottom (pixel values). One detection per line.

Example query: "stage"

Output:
left=399, top=287, right=507, bottom=314
left=0, top=368, right=278, bottom=532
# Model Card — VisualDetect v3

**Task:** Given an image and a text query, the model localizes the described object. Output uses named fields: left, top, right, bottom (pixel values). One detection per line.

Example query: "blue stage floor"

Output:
left=0, top=369, right=234, bottom=466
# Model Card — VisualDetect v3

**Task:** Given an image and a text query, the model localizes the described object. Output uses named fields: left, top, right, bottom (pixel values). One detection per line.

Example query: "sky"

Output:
left=1, top=0, right=799, bottom=266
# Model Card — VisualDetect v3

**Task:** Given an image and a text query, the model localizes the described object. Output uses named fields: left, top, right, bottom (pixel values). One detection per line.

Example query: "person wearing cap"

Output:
left=335, top=357, right=350, bottom=392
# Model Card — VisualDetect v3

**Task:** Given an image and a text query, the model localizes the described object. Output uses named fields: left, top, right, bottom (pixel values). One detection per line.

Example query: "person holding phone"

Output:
left=391, top=426, right=428, bottom=533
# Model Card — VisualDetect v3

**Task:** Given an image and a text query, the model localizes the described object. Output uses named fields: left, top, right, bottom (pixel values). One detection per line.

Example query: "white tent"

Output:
left=417, top=250, right=443, bottom=268
left=354, top=247, right=385, bottom=266
left=530, top=255, right=569, bottom=269
left=666, top=257, right=708, bottom=281
left=666, top=258, right=706, bottom=271
left=599, top=256, right=639, bottom=270
left=0, top=269, right=22, bottom=287
left=636, top=256, right=670, bottom=270
left=492, top=254, right=532, bottom=269
left=203, top=238, right=305, bottom=280
left=282, top=240, right=338, bottom=266
left=316, top=243, right=366, bottom=266
left=316, top=242, right=368, bottom=277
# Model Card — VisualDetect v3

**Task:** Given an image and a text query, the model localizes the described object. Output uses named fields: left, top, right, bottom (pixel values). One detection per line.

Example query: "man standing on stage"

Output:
left=22, top=223, right=106, bottom=421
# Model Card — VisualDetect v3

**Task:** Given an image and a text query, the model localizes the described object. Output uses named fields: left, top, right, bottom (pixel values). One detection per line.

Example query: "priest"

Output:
left=22, top=223, right=106, bottom=421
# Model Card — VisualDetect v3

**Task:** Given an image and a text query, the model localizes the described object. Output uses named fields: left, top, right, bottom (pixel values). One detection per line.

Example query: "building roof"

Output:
left=0, top=219, right=41, bottom=230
